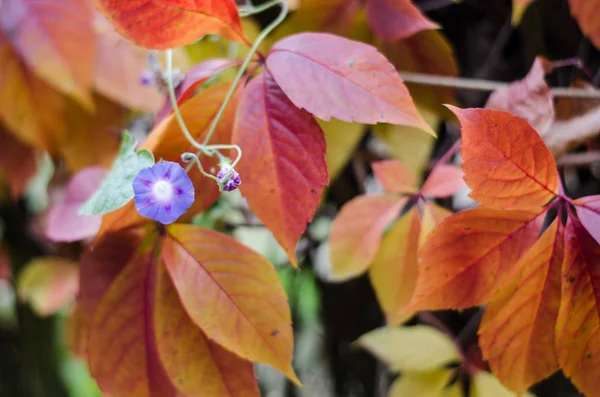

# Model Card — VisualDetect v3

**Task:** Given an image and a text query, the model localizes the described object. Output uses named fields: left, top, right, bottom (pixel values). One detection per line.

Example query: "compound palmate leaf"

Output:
left=95, top=0, right=248, bottom=49
left=410, top=207, right=545, bottom=310
left=450, top=107, right=559, bottom=211
left=266, top=33, right=433, bottom=134
left=232, top=70, right=327, bottom=268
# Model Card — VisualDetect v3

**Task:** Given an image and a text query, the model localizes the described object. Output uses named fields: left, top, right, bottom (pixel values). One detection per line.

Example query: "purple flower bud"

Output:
left=217, top=164, right=241, bottom=192
left=139, top=70, right=155, bottom=86
left=132, top=162, right=195, bottom=225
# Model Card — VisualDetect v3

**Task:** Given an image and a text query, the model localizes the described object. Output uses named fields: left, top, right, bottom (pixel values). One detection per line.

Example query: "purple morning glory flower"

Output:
left=217, top=163, right=241, bottom=192
left=132, top=161, right=195, bottom=225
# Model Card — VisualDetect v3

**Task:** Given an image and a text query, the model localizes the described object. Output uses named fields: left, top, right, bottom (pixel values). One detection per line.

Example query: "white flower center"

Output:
left=152, top=180, right=173, bottom=202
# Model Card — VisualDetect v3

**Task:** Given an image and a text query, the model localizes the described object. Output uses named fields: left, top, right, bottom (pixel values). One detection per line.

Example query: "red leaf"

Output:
left=87, top=248, right=179, bottom=397
left=410, top=207, right=545, bottom=310
left=232, top=70, right=327, bottom=267
left=155, top=58, right=240, bottom=125
left=485, top=57, right=554, bottom=136
left=365, top=0, right=437, bottom=41
left=95, top=0, right=248, bottom=49
left=450, top=107, right=560, bottom=210
left=0, top=124, right=37, bottom=198
left=46, top=166, right=107, bottom=243
left=162, top=224, right=298, bottom=382
left=574, top=195, right=600, bottom=245
left=266, top=33, right=433, bottom=134
left=556, top=217, right=600, bottom=397
left=569, top=0, right=600, bottom=50
left=421, top=164, right=465, bottom=198
left=479, top=219, right=562, bottom=392
left=0, top=0, right=96, bottom=106
left=329, top=195, right=406, bottom=280
left=372, top=160, right=418, bottom=194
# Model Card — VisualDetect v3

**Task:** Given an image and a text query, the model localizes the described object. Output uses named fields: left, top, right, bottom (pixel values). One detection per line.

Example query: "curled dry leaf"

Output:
left=485, top=57, right=554, bottom=136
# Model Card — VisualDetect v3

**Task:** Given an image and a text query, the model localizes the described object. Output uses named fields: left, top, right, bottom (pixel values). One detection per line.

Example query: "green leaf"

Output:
left=79, top=132, right=154, bottom=216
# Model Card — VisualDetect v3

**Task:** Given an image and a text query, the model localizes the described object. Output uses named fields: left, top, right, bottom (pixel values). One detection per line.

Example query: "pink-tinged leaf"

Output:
left=479, top=219, right=562, bottom=392
left=17, top=257, right=79, bottom=316
left=556, top=217, right=600, bottom=397
left=574, top=195, right=600, bottom=246
left=88, top=248, right=179, bottom=397
left=162, top=224, right=298, bottom=383
left=421, top=165, right=465, bottom=198
left=485, top=57, right=554, bottom=136
left=266, top=33, right=433, bottom=134
left=155, top=58, right=240, bottom=125
left=0, top=0, right=96, bottom=106
left=450, top=107, right=560, bottom=210
left=410, top=207, right=545, bottom=310
left=372, top=160, right=418, bottom=194
left=329, top=195, right=406, bottom=281
left=365, top=0, right=438, bottom=41
left=232, top=70, right=327, bottom=268
left=46, top=166, right=107, bottom=243
left=154, top=265, right=260, bottom=397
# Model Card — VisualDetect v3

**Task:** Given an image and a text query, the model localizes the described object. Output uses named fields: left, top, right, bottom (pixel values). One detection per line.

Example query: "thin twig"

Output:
left=399, top=71, right=600, bottom=99
left=557, top=151, right=600, bottom=167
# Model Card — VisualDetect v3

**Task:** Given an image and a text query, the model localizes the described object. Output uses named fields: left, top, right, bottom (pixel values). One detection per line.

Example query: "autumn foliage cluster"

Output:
left=3, top=0, right=600, bottom=396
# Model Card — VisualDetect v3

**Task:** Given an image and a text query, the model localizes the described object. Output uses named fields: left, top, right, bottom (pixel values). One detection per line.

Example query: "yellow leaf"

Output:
left=389, top=369, right=455, bottom=397
left=439, top=382, right=464, bottom=397
left=356, top=325, right=460, bottom=372
left=471, top=371, right=536, bottom=397
left=373, top=104, right=438, bottom=176
left=17, top=257, right=79, bottom=316
left=321, top=118, right=365, bottom=182
left=420, top=203, right=452, bottom=247
left=369, top=208, right=420, bottom=324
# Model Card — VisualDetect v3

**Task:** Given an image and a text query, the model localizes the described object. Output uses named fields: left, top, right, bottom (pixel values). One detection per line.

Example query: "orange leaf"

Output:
left=451, top=107, right=559, bottom=210
left=0, top=32, right=66, bottom=151
left=0, top=0, right=96, bottom=106
left=60, top=94, right=125, bottom=171
left=365, top=0, right=437, bottom=41
left=329, top=195, right=406, bottom=281
left=369, top=207, right=420, bottom=323
left=556, top=217, right=600, bottom=397
left=0, top=124, right=37, bottom=198
left=485, top=57, right=554, bottom=136
left=372, top=160, right=418, bottom=194
left=421, top=164, right=465, bottom=198
left=154, top=264, right=260, bottom=397
left=232, top=71, right=327, bottom=268
left=88, top=247, right=179, bottom=397
left=569, top=0, right=600, bottom=50
left=410, top=206, right=544, bottom=310
left=161, top=224, right=298, bottom=383
left=479, top=219, right=562, bottom=392
left=95, top=0, right=248, bottom=49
